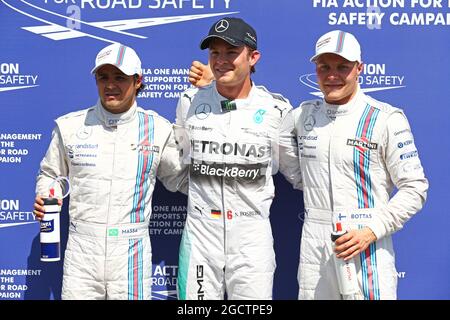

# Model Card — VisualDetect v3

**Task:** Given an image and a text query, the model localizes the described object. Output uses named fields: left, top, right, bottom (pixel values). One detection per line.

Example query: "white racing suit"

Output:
left=175, top=82, right=302, bottom=300
left=36, top=100, right=186, bottom=300
left=295, top=89, right=428, bottom=300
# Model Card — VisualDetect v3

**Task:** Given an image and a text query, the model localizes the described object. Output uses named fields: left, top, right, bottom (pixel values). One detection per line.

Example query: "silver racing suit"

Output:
left=175, top=82, right=302, bottom=300
left=36, top=100, right=186, bottom=300
left=295, top=89, right=428, bottom=300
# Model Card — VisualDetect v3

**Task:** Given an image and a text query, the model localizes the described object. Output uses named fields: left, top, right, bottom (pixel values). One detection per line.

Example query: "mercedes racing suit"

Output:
left=295, top=89, right=428, bottom=300
left=175, top=82, right=302, bottom=300
left=35, top=100, right=186, bottom=300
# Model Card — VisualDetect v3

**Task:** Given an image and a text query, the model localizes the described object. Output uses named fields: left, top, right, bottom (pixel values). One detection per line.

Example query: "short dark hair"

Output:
left=134, top=74, right=145, bottom=96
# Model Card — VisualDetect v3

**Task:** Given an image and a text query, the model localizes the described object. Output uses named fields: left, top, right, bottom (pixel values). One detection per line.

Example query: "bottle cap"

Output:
left=47, top=176, right=71, bottom=199
left=43, top=198, right=59, bottom=205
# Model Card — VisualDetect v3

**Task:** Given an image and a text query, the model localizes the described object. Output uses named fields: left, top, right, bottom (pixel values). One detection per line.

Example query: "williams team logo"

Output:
left=299, top=63, right=406, bottom=97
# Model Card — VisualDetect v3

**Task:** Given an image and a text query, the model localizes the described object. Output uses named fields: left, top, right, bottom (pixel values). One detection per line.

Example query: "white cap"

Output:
left=91, top=43, right=142, bottom=76
left=310, top=30, right=361, bottom=63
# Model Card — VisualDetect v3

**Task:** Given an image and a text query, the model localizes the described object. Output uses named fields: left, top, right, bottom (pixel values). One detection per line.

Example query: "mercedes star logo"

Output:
left=195, top=103, right=212, bottom=120
left=303, top=115, right=316, bottom=132
left=215, top=19, right=229, bottom=33
left=76, top=126, right=92, bottom=140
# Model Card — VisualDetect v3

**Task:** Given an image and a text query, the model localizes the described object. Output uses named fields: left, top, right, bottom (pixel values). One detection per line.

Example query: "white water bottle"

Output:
left=331, top=219, right=361, bottom=299
left=40, top=198, right=61, bottom=262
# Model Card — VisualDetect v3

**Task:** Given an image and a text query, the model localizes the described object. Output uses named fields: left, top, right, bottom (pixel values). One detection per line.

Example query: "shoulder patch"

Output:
left=271, top=92, right=287, bottom=103
left=57, top=107, right=92, bottom=121
left=256, top=85, right=288, bottom=102
left=137, top=108, right=172, bottom=126
left=300, top=99, right=321, bottom=109
left=362, top=94, right=400, bottom=115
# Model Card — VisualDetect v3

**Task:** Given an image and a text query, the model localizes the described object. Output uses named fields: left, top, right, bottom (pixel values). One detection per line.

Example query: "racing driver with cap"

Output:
left=33, top=43, right=187, bottom=300
left=295, top=30, right=428, bottom=300
left=175, top=17, right=302, bottom=300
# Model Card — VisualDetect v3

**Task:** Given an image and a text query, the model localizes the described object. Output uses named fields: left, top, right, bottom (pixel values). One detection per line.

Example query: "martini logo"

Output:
left=1, top=0, right=237, bottom=44
left=347, top=137, right=378, bottom=152
left=132, top=141, right=160, bottom=154
left=299, top=63, right=406, bottom=97
left=0, top=63, right=39, bottom=93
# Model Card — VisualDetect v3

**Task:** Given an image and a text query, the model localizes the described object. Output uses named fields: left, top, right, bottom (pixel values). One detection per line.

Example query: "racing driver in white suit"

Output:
left=33, top=43, right=187, bottom=300
left=175, top=17, right=302, bottom=300
left=295, top=30, right=429, bottom=300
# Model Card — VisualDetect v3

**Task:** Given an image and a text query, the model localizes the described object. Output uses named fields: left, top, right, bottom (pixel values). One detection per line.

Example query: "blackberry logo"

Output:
left=191, top=162, right=264, bottom=180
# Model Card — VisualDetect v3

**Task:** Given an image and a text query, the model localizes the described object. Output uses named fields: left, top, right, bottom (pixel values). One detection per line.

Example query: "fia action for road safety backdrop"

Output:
left=0, top=0, right=448, bottom=300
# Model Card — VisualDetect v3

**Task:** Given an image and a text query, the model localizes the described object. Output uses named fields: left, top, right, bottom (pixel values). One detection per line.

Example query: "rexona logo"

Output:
left=299, top=63, right=406, bottom=97
left=0, top=63, right=39, bottom=93
left=1, top=0, right=237, bottom=43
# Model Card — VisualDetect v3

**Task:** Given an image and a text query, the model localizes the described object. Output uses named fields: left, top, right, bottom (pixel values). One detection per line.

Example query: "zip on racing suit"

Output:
left=175, top=82, right=302, bottom=300
left=294, top=88, right=428, bottom=300
left=35, top=100, right=187, bottom=300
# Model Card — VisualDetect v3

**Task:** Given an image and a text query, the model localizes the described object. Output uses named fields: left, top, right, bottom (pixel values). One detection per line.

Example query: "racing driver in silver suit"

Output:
left=175, top=17, right=302, bottom=300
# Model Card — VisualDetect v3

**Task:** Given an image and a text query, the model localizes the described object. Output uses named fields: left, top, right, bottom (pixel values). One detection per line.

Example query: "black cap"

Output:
left=200, top=17, right=257, bottom=50
left=43, top=198, right=58, bottom=205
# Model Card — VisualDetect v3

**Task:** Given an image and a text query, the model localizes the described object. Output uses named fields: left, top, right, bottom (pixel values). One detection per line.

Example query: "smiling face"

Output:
left=315, top=53, right=363, bottom=105
left=95, top=64, right=141, bottom=114
left=208, top=38, right=260, bottom=99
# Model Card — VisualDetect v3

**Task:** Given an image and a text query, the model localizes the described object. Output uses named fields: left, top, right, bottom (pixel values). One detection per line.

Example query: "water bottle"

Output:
left=331, top=217, right=361, bottom=299
left=40, top=197, right=61, bottom=262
